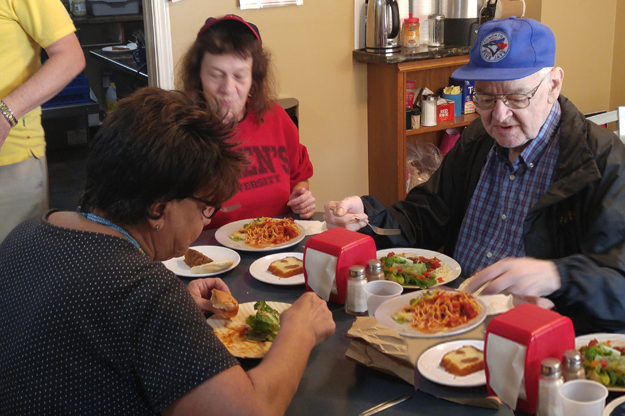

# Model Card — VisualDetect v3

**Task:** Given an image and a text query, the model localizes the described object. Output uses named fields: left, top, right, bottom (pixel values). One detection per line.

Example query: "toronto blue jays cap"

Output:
left=197, top=14, right=262, bottom=44
left=452, top=17, right=555, bottom=81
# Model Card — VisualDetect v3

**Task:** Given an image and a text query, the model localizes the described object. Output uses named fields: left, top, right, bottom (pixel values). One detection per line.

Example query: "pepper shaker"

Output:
left=562, top=350, right=586, bottom=382
left=345, top=265, right=368, bottom=316
left=366, top=259, right=385, bottom=282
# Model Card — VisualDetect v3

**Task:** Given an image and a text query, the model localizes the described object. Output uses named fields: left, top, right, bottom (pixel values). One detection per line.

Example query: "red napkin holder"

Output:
left=484, top=303, right=574, bottom=414
left=303, top=227, right=376, bottom=304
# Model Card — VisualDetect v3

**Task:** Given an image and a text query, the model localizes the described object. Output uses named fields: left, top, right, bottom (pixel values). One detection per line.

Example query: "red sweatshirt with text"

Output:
left=207, top=103, right=313, bottom=229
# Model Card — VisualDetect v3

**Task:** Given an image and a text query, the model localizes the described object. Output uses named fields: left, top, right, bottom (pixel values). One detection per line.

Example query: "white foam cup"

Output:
left=364, top=280, right=403, bottom=317
left=559, top=379, right=608, bottom=416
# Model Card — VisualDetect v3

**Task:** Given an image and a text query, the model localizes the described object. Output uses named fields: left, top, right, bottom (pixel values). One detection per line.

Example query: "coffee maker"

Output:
left=439, top=0, right=481, bottom=47
left=365, top=0, right=401, bottom=54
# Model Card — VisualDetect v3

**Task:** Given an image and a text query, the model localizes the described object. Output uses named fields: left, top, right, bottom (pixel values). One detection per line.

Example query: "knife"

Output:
left=357, top=393, right=412, bottom=416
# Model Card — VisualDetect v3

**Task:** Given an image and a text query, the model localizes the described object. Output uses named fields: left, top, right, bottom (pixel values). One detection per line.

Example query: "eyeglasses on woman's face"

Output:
left=191, top=195, right=220, bottom=219
left=471, top=72, right=550, bottom=110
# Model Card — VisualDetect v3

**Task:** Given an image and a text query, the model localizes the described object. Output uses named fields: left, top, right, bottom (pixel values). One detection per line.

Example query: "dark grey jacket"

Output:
left=362, top=95, right=625, bottom=334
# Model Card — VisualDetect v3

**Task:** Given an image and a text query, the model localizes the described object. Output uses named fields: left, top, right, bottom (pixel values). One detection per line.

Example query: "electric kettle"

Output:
left=365, top=0, right=401, bottom=54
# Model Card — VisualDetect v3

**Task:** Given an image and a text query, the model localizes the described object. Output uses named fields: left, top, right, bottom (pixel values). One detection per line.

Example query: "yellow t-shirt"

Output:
left=0, top=0, right=76, bottom=166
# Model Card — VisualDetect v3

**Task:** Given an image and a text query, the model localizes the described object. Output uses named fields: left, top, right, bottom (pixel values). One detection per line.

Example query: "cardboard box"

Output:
left=406, top=80, right=417, bottom=108
left=437, top=100, right=455, bottom=122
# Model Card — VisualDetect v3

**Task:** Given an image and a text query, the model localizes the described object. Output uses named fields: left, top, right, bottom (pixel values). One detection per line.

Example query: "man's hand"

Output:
left=463, top=257, right=561, bottom=308
left=288, top=187, right=315, bottom=219
left=187, top=277, right=231, bottom=313
left=323, top=196, right=367, bottom=231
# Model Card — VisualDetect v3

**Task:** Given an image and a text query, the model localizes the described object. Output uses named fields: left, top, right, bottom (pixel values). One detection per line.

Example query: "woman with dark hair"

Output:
left=180, top=14, right=316, bottom=228
left=0, top=87, right=334, bottom=415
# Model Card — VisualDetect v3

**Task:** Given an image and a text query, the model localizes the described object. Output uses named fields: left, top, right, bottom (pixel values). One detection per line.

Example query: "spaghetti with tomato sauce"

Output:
left=393, top=290, right=481, bottom=334
left=235, top=217, right=301, bottom=248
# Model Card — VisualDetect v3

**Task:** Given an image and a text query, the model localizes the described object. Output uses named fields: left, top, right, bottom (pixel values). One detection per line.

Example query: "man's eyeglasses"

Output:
left=471, top=72, right=550, bottom=110
left=191, top=195, right=220, bottom=219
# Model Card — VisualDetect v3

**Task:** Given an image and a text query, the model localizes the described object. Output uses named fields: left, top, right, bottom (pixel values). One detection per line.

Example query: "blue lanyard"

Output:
left=78, top=208, right=145, bottom=255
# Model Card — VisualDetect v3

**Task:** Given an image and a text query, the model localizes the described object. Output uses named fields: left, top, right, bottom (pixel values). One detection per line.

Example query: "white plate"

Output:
left=161, top=245, right=240, bottom=277
left=374, top=289, right=487, bottom=338
left=249, top=252, right=305, bottom=286
left=215, top=218, right=306, bottom=252
left=604, top=394, right=625, bottom=416
left=207, top=301, right=291, bottom=359
left=376, top=248, right=461, bottom=290
left=101, top=43, right=137, bottom=53
left=576, top=333, right=625, bottom=393
left=417, top=340, right=486, bottom=387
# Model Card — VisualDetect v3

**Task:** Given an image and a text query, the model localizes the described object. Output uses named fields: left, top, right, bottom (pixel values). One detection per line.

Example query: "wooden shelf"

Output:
left=407, top=113, right=479, bottom=136
left=359, top=53, right=476, bottom=205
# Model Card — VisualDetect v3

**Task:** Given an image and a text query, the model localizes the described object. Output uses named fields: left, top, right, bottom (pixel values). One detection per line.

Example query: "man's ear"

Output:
left=547, top=67, right=564, bottom=104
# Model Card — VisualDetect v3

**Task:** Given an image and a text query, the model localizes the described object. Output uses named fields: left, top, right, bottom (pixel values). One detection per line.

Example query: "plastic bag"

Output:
left=406, top=141, right=442, bottom=193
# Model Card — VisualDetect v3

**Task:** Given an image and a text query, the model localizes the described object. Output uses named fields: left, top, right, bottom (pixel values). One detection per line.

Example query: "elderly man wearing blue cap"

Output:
left=325, top=17, right=625, bottom=334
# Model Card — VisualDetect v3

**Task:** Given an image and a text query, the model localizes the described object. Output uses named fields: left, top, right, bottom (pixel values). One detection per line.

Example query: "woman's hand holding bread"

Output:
left=187, top=277, right=232, bottom=313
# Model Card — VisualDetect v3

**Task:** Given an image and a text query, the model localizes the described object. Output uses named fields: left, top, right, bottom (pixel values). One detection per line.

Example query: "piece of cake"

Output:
left=184, top=248, right=213, bottom=268
left=440, top=345, right=484, bottom=376
left=267, top=256, right=303, bottom=278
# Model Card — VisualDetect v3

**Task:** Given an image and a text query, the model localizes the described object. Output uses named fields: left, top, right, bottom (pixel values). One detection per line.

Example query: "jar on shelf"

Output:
left=428, top=14, right=445, bottom=47
left=401, top=13, right=420, bottom=50
left=421, top=94, right=438, bottom=127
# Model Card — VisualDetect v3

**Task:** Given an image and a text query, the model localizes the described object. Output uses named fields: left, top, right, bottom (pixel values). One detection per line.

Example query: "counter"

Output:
left=353, top=45, right=472, bottom=65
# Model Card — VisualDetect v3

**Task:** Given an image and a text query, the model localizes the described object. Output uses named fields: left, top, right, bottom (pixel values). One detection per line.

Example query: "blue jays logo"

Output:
left=480, top=31, right=510, bottom=63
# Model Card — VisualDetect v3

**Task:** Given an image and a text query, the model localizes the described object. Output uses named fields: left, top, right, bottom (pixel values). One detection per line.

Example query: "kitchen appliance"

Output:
left=480, top=0, right=526, bottom=23
left=438, top=0, right=481, bottom=46
left=365, top=0, right=401, bottom=54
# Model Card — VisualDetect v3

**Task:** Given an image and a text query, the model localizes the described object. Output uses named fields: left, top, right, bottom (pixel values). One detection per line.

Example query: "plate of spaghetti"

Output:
left=374, top=289, right=487, bottom=338
left=377, top=248, right=461, bottom=290
left=215, top=217, right=305, bottom=251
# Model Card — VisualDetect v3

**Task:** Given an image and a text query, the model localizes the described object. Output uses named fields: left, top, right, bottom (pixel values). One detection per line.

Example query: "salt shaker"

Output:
left=421, top=94, right=438, bottom=127
left=562, top=350, right=586, bottom=382
left=537, top=358, right=564, bottom=416
left=345, top=265, right=367, bottom=316
left=366, top=259, right=385, bottom=282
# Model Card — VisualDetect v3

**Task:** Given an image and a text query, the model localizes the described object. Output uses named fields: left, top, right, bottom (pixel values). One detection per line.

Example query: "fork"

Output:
left=329, top=206, right=401, bottom=236
left=353, top=215, right=402, bottom=236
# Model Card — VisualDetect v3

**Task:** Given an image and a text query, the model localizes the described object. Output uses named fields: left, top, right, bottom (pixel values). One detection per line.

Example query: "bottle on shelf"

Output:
left=401, top=13, right=420, bottom=51
left=106, top=82, right=118, bottom=113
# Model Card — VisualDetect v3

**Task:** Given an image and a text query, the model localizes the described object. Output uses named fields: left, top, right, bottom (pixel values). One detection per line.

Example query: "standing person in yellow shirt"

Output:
left=0, top=0, right=85, bottom=242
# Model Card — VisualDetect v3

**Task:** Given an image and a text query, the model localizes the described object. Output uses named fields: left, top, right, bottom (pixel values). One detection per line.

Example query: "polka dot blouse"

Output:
left=0, top=213, right=240, bottom=415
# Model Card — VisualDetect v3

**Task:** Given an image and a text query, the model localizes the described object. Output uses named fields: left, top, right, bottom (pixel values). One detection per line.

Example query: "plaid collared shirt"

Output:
left=454, top=101, right=561, bottom=278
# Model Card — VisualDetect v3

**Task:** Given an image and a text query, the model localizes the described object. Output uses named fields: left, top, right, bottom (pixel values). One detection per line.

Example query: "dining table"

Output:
left=178, top=214, right=528, bottom=416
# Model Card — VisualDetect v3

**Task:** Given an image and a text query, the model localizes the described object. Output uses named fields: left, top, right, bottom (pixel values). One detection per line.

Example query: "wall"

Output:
left=169, top=1, right=369, bottom=209
left=168, top=0, right=623, bottom=209
left=610, top=0, right=625, bottom=110
left=541, top=0, right=618, bottom=114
